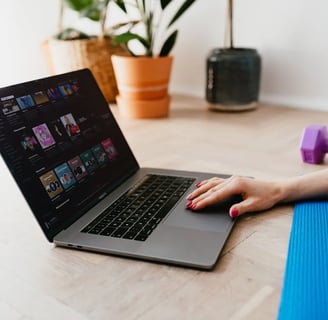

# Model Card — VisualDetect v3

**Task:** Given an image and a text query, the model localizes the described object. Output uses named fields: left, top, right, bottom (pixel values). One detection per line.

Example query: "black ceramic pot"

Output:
left=206, top=48, right=261, bottom=111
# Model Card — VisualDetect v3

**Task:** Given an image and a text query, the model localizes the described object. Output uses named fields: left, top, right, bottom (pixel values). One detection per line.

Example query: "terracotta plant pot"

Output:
left=111, top=55, right=173, bottom=118
left=42, top=37, right=126, bottom=102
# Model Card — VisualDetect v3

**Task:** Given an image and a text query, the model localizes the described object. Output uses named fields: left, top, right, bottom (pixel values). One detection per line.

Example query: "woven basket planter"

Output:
left=42, top=37, right=125, bottom=103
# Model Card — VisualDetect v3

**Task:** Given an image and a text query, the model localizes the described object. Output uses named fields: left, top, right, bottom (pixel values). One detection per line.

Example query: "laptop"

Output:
left=0, top=69, right=240, bottom=270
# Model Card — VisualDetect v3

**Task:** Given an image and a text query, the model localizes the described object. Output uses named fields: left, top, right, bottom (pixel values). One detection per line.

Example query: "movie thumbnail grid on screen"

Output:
left=39, top=138, right=119, bottom=199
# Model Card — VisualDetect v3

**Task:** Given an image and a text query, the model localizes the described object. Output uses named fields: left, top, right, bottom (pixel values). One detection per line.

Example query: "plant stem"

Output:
left=228, top=0, right=234, bottom=48
left=58, top=0, right=64, bottom=34
left=136, top=0, right=152, bottom=56
left=99, top=4, right=107, bottom=39
left=148, top=0, right=159, bottom=57
left=146, top=1, right=153, bottom=56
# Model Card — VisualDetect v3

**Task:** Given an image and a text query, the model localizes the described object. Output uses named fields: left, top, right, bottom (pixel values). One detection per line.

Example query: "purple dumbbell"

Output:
left=300, top=124, right=328, bottom=164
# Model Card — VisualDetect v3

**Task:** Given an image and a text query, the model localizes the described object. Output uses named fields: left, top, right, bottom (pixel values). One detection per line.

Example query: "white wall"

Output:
left=0, top=1, right=59, bottom=85
left=1, top=0, right=328, bottom=110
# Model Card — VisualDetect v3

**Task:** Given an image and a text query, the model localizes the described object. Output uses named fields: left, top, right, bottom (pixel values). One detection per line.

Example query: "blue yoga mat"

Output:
left=278, top=201, right=328, bottom=319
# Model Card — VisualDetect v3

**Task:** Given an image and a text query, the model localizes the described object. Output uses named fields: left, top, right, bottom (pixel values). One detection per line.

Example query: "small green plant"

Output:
left=111, top=0, right=197, bottom=57
left=57, top=0, right=127, bottom=40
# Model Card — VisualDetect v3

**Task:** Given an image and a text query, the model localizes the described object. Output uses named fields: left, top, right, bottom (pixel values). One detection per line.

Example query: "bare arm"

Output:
left=186, top=169, right=328, bottom=217
left=279, top=169, right=328, bottom=202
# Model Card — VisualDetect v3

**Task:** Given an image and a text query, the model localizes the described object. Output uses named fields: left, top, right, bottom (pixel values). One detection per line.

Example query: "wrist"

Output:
left=273, top=180, right=297, bottom=204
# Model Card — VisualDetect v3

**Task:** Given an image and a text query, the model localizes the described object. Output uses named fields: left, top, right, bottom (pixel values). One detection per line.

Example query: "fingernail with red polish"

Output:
left=191, top=203, right=197, bottom=210
left=185, top=201, right=193, bottom=209
left=230, top=208, right=239, bottom=218
left=195, top=182, right=201, bottom=188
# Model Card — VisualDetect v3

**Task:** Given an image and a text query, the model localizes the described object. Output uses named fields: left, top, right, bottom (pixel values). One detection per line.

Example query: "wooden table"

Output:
left=1, top=95, right=327, bottom=319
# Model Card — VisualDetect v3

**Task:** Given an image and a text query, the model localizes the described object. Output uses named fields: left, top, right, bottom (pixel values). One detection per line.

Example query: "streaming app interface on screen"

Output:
left=0, top=71, right=137, bottom=240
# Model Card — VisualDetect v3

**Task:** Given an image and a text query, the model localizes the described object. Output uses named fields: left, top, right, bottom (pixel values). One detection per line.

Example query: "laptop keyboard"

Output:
left=81, top=174, right=195, bottom=241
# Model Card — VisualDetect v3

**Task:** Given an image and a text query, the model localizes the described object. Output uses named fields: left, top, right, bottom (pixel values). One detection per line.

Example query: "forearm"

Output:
left=278, top=169, right=328, bottom=203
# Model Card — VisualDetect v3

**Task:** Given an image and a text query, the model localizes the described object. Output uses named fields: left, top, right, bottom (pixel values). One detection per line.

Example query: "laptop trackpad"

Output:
left=164, top=195, right=241, bottom=233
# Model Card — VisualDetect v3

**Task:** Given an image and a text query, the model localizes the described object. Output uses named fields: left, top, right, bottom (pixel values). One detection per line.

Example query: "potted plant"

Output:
left=42, top=0, right=128, bottom=102
left=110, top=0, right=197, bottom=118
left=206, top=0, right=261, bottom=111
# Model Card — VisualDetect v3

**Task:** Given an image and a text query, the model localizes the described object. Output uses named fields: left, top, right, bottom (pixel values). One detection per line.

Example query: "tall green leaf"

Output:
left=168, top=0, right=196, bottom=27
left=114, top=0, right=127, bottom=12
left=159, top=30, right=178, bottom=56
left=160, top=0, right=172, bottom=10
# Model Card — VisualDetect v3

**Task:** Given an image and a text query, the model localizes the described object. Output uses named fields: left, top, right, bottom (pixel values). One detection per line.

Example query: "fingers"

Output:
left=187, top=177, right=225, bottom=200
left=229, top=192, right=275, bottom=218
left=229, top=198, right=254, bottom=218
left=186, top=175, right=277, bottom=218
left=186, top=176, right=241, bottom=211
left=186, top=176, right=259, bottom=217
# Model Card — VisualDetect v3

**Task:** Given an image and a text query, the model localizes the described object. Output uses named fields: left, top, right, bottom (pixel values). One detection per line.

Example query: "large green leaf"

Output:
left=112, top=32, right=150, bottom=50
left=168, top=0, right=196, bottom=27
left=63, top=0, right=94, bottom=12
left=56, top=27, right=90, bottom=40
left=80, top=5, right=101, bottom=21
left=159, top=30, right=178, bottom=56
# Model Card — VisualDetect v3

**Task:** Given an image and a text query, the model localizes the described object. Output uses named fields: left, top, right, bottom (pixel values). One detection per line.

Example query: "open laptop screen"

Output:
left=0, top=69, right=139, bottom=241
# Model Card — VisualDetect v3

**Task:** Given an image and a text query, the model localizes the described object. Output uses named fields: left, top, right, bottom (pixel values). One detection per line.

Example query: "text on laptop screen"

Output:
left=0, top=69, right=139, bottom=241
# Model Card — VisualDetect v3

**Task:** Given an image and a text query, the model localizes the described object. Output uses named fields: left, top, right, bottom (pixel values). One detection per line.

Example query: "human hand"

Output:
left=186, top=176, right=283, bottom=218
